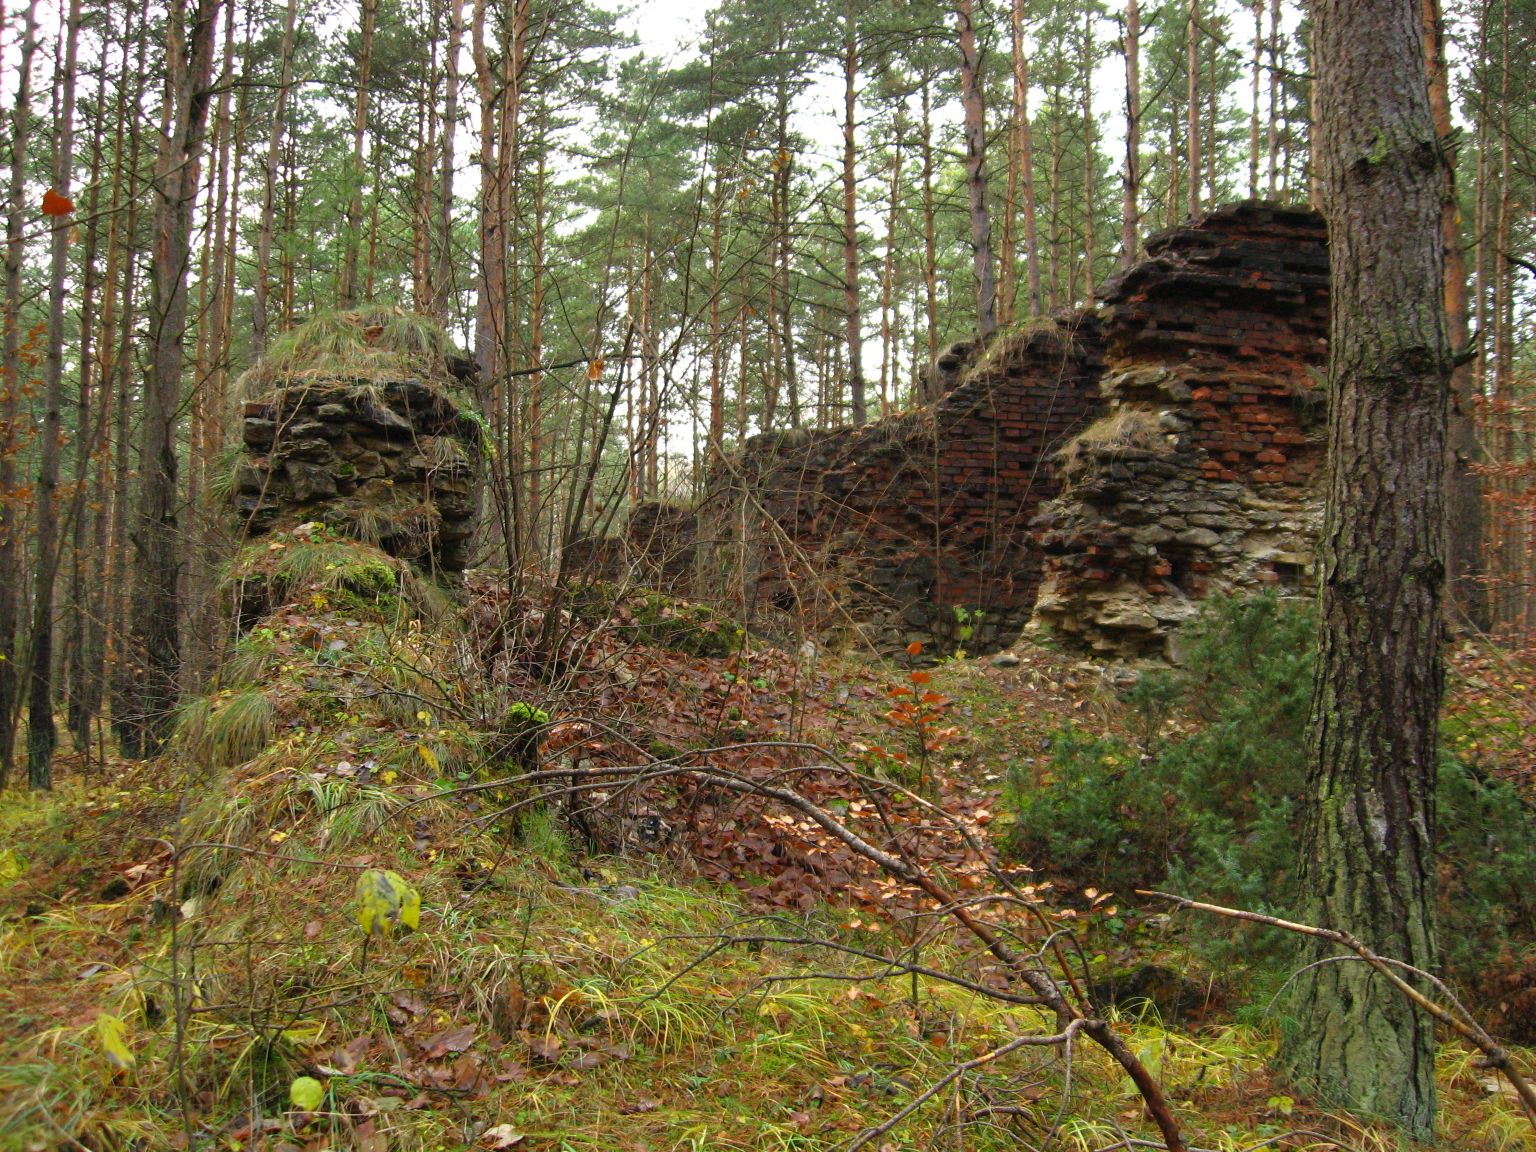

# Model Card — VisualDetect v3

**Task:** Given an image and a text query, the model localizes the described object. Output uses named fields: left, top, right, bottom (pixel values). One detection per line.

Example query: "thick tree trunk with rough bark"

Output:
left=1283, top=0, right=1450, bottom=1135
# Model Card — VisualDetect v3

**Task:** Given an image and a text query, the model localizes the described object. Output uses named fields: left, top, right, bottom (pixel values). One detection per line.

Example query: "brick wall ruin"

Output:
left=1030, top=202, right=1329, bottom=656
left=704, top=317, right=1104, bottom=654
left=603, top=201, right=1332, bottom=660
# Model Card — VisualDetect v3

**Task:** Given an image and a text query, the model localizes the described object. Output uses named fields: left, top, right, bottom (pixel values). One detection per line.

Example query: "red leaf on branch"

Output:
left=41, top=188, right=74, bottom=216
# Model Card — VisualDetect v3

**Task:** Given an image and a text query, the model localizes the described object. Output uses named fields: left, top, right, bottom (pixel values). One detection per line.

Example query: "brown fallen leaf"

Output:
left=523, top=1032, right=563, bottom=1063
left=421, top=1024, right=477, bottom=1058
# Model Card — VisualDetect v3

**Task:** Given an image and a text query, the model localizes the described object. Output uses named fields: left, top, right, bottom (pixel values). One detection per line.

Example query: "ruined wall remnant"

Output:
left=232, top=311, right=483, bottom=573
left=1029, top=202, right=1329, bottom=655
left=705, top=316, right=1105, bottom=655
left=609, top=202, right=1329, bottom=660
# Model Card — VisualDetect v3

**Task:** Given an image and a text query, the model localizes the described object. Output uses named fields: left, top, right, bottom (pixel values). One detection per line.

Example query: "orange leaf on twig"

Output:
left=41, top=188, right=74, bottom=216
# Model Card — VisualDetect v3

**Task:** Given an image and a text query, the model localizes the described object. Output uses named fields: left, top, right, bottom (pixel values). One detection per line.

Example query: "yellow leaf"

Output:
left=95, top=1012, right=135, bottom=1070
left=290, top=1075, right=326, bottom=1111
left=0, top=847, right=25, bottom=883
left=417, top=744, right=440, bottom=774
left=355, top=868, right=421, bottom=939
left=587, top=358, right=605, bottom=381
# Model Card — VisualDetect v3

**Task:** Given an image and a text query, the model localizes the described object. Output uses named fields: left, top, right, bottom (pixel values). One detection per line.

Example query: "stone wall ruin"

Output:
left=232, top=317, right=484, bottom=574
left=611, top=202, right=1330, bottom=661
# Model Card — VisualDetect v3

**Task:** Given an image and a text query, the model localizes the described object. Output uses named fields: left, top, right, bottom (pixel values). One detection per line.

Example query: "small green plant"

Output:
left=949, top=604, right=985, bottom=658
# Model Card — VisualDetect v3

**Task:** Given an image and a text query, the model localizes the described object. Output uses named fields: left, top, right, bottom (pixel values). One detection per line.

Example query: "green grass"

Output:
left=175, top=687, right=275, bottom=768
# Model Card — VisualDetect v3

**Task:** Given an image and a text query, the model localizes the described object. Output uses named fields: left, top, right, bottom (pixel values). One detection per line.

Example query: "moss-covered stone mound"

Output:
left=230, top=308, right=483, bottom=572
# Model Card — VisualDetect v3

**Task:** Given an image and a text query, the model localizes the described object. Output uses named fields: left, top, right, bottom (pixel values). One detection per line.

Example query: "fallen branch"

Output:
left=1140, top=889, right=1536, bottom=1128
left=442, top=747, right=1189, bottom=1151
left=847, top=1019, right=1088, bottom=1151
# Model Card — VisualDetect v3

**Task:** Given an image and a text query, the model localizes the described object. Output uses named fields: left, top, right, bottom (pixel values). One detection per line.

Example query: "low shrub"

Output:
left=1004, top=593, right=1536, bottom=986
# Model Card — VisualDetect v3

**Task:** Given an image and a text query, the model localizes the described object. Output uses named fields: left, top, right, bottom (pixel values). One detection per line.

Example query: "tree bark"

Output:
left=338, top=0, right=376, bottom=308
left=125, top=0, right=222, bottom=758
left=252, top=0, right=296, bottom=359
left=1283, top=0, right=1450, bottom=1135
left=1185, top=0, right=1200, bottom=218
left=1248, top=0, right=1262, bottom=197
left=66, top=38, right=112, bottom=761
left=106, top=4, right=148, bottom=757
left=1419, top=0, right=1485, bottom=632
left=841, top=1, right=865, bottom=425
left=956, top=0, right=996, bottom=341
left=1007, top=0, right=1042, bottom=317
left=920, top=80, right=938, bottom=369
left=26, top=0, right=82, bottom=788
left=1266, top=0, right=1280, bottom=197
left=433, top=0, right=464, bottom=321
left=879, top=122, right=902, bottom=417
left=1121, top=0, right=1140, bottom=270
left=0, top=0, right=39, bottom=788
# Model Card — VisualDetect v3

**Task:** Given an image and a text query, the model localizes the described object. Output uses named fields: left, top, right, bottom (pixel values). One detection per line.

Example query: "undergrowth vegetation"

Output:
left=2, top=572, right=1534, bottom=1150
left=1004, top=594, right=1536, bottom=1035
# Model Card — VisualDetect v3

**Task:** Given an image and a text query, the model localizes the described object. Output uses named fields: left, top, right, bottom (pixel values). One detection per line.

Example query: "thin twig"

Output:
left=846, top=1020, right=1088, bottom=1152
left=1141, top=889, right=1536, bottom=1128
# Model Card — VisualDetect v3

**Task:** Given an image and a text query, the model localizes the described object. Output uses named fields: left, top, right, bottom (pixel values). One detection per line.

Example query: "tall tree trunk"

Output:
left=528, top=146, right=546, bottom=552
left=1283, top=0, right=1449, bottom=1134
left=1011, top=0, right=1042, bottom=315
left=339, top=0, right=377, bottom=307
left=1491, top=0, right=1516, bottom=631
left=125, top=0, right=222, bottom=758
left=1080, top=9, right=1097, bottom=302
left=1185, top=0, right=1200, bottom=218
left=920, top=80, right=938, bottom=370
left=1248, top=0, right=1262, bottom=197
left=1266, top=0, right=1280, bottom=197
left=1121, top=0, right=1140, bottom=270
left=0, top=0, right=39, bottom=788
left=26, top=0, right=82, bottom=788
left=66, top=43, right=112, bottom=761
left=1419, top=0, right=1485, bottom=631
left=774, top=62, right=800, bottom=428
left=185, top=0, right=237, bottom=694
left=708, top=162, right=725, bottom=463
left=433, top=0, right=465, bottom=320
left=107, top=5, right=149, bottom=756
left=841, top=2, right=865, bottom=425
left=956, top=0, right=996, bottom=341
left=252, top=0, right=297, bottom=358
left=879, top=123, right=902, bottom=418
left=1048, top=82, right=1062, bottom=307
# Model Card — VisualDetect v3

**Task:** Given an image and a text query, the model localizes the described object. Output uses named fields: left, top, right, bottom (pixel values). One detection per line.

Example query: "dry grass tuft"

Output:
left=235, top=307, right=451, bottom=402
left=1055, top=406, right=1171, bottom=479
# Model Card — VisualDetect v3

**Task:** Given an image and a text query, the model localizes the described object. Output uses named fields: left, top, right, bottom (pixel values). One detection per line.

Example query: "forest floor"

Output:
left=2, top=536, right=1534, bottom=1152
